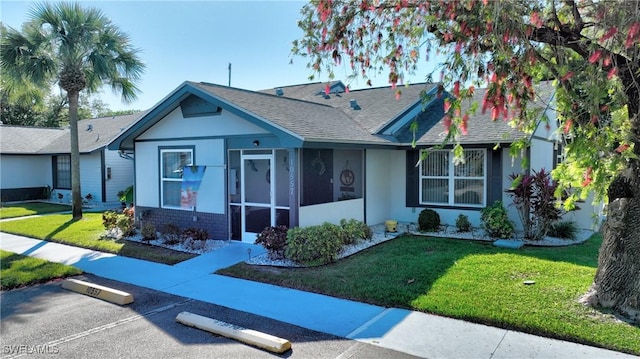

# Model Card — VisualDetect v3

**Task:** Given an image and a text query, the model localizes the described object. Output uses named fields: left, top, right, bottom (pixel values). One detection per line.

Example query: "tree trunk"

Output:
left=582, top=163, right=640, bottom=321
left=68, top=90, right=83, bottom=220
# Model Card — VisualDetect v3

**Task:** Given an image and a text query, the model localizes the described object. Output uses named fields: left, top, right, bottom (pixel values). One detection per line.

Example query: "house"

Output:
left=0, top=113, right=141, bottom=204
left=108, top=80, right=600, bottom=243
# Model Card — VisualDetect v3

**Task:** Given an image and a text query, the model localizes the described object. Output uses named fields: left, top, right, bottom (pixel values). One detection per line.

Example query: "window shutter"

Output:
left=406, top=150, right=419, bottom=207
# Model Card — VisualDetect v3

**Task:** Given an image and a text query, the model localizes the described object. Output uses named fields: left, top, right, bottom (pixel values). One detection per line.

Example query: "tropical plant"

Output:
left=255, top=225, right=289, bottom=259
left=293, top=0, right=640, bottom=320
left=455, top=214, right=472, bottom=233
left=506, top=169, right=564, bottom=240
left=1, top=2, right=144, bottom=219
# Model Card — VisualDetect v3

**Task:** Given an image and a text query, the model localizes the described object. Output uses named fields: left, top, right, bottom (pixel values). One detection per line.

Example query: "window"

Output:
left=160, top=148, right=193, bottom=208
left=53, top=155, right=71, bottom=189
left=419, top=149, right=485, bottom=206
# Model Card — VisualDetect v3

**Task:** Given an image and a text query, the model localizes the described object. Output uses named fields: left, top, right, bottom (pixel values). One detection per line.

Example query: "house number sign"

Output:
left=340, top=160, right=355, bottom=192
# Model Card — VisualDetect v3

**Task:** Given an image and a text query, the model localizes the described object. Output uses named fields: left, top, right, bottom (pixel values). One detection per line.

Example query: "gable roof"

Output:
left=0, top=112, right=143, bottom=155
left=109, top=80, right=557, bottom=151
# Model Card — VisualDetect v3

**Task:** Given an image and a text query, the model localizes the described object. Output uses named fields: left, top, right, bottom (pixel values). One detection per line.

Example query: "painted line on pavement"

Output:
left=176, top=311, right=291, bottom=354
left=62, top=278, right=134, bottom=305
left=346, top=307, right=393, bottom=339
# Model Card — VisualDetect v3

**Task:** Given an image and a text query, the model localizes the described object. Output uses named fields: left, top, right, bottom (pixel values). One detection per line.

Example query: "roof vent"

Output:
left=275, top=88, right=284, bottom=96
left=86, top=124, right=93, bottom=131
left=350, top=99, right=361, bottom=110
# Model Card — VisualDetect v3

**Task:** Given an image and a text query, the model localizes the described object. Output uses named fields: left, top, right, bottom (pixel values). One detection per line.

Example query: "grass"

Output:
left=0, top=213, right=196, bottom=265
left=0, top=202, right=71, bottom=219
left=217, top=234, right=640, bottom=355
left=1, top=250, right=82, bottom=290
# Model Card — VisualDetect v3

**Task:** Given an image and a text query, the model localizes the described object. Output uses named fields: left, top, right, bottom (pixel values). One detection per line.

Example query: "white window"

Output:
left=419, top=149, right=486, bottom=206
left=160, top=148, right=193, bottom=208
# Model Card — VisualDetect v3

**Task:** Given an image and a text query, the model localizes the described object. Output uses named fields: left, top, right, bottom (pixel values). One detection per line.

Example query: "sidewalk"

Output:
left=0, top=231, right=636, bottom=358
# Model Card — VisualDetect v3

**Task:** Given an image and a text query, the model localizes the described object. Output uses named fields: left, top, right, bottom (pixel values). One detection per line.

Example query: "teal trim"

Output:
left=180, top=94, right=221, bottom=118
left=108, top=81, right=304, bottom=151
left=376, top=85, right=441, bottom=135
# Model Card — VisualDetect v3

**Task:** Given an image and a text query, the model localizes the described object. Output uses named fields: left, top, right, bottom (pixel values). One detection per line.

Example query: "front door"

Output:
left=241, top=154, right=274, bottom=242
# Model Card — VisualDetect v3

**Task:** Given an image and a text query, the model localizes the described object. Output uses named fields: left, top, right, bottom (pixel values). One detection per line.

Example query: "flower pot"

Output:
left=385, top=220, right=398, bottom=233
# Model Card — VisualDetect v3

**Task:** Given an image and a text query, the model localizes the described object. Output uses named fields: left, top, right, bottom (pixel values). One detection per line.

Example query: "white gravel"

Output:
left=112, top=222, right=596, bottom=268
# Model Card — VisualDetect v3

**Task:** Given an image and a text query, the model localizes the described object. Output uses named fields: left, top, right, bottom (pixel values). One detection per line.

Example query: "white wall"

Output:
left=365, top=149, right=393, bottom=224
left=299, top=198, right=364, bottom=227
left=135, top=139, right=225, bottom=213
left=137, top=107, right=269, bottom=140
left=0, top=155, right=52, bottom=189
left=104, top=149, right=134, bottom=202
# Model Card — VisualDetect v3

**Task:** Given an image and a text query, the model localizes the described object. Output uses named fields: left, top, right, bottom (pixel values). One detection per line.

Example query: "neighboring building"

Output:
left=108, top=80, right=601, bottom=243
left=0, top=113, right=141, bottom=203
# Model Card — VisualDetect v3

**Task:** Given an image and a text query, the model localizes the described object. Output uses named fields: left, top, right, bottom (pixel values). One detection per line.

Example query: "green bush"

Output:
left=455, top=214, right=472, bottom=232
left=480, top=201, right=515, bottom=238
left=418, top=209, right=440, bottom=232
left=340, top=219, right=372, bottom=245
left=285, top=223, right=343, bottom=266
left=255, top=225, right=288, bottom=259
left=548, top=221, right=578, bottom=240
left=101, top=210, right=135, bottom=238
left=161, top=223, right=182, bottom=245
left=140, top=223, right=157, bottom=241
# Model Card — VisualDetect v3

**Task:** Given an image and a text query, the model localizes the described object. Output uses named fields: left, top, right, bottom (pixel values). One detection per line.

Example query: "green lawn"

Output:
left=217, top=234, right=640, bottom=355
left=0, top=202, right=71, bottom=219
left=0, top=213, right=195, bottom=265
left=1, top=250, right=82, bottom=290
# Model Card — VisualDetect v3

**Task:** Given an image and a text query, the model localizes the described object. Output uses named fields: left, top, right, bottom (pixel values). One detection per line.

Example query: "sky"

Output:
left=1, top=1, right=438, bottom=112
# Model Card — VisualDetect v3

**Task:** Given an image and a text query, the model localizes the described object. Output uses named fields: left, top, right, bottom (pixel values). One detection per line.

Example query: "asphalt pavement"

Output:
left=0, top=224, right=638, bottom=358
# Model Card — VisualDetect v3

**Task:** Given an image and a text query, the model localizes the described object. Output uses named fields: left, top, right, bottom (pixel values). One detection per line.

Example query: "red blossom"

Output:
left=395, top=90, right=401, bottom=100
left=453, top=81, right=460, bottom=97
left=461, top=114, right=469, bottom=135
left=607, top=67, right=618, bottom=79
left=560, top=71, right=574, bottom=82
left=325, top=84, right=330, bottom=95
left=582, top=167, right=593, bottom=187
left=600, top=27, right=618, bottom=43
left=443, top=115, right=452, bottom=133
left=625, top=22, right=640, bottom=48
left=444, top=98, right=451, bottom=113
left=588, top=50, right=603, bottom=64
left=564, top=119, right=573, bottom=134
left=616, top=144, right=630, bottom=153
left=530, top=11, right=543, bottom=28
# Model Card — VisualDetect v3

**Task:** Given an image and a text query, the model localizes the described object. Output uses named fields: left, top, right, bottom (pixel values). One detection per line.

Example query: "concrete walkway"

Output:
left=0, top=231, right=636, bottom=358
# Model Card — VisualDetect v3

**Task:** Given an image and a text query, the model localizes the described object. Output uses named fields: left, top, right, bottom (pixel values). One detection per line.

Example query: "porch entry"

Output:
left=229, top=149, right=290, bottom=243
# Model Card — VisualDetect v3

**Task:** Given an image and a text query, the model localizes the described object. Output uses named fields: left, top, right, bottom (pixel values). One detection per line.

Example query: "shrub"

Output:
left=102, top=210, right=135, bottom=238
left=418, top=209, right=440, bottom=232
left=140, top=223, right=157, bottom=242
left=548, top=221, right=578, bottom=240
left=285, top=223, right=343, bottom=266
left=480, top=201, right=515, bottom=239
left=161, top=223, right=182, bottom=245
left=455, top=214, right=472, bottom=232
left=506, top=169, right=564, bottom=240
left=340, top=219, right=372, bottom=245
left=183, top=227, right=209, bottom=241
left=255, top=225, right=288, bottom=259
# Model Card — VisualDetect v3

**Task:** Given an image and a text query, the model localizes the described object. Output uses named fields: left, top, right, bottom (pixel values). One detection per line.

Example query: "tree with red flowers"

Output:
left=293, top=0, right=640, bottom=321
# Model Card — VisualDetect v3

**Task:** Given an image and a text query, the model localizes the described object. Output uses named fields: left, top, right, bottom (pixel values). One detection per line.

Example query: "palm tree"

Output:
left=1, top=2, right=144, bottom=219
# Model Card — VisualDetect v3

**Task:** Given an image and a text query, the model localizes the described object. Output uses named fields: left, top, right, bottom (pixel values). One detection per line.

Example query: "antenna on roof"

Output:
left=228, top=63, right=231, bottom=87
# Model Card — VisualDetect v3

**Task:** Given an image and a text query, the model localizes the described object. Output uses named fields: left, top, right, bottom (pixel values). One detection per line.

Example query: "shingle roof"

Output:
left=0, top=112, right=143, bottom=155
left=190, top=82, right=390, bottom=144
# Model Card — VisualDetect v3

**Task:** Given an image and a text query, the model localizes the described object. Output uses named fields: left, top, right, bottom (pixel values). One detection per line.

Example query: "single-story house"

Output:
left=108, top=80, right=600, bottom=243
left=0, top=113, right=141, bottom=203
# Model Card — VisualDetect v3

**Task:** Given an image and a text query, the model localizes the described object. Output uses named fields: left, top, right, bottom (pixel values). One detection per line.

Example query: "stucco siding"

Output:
left=365, top=149, right=393, bottom=224
left=137, top=107, right=268, bottom=140
left=134, top=139, right=225, bottom=214
left=299, top=198, right=364, bottom=227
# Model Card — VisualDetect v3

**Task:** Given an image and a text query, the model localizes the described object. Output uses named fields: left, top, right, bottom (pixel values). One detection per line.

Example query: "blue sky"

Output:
left=1, top=1, right=437, bottom=112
